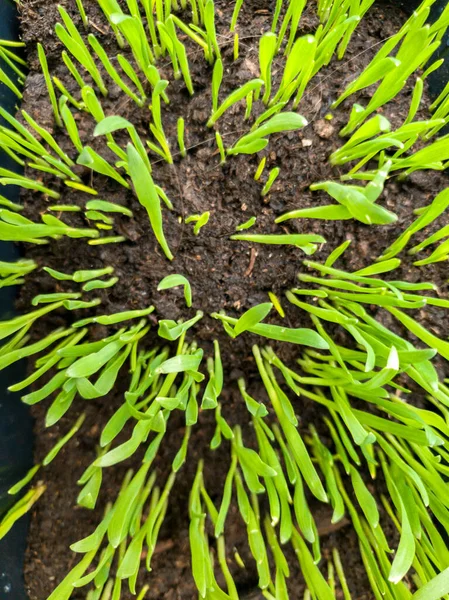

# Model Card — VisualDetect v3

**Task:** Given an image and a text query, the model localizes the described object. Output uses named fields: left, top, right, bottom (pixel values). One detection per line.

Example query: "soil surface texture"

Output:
left=12, top=0, right=449, bottom=598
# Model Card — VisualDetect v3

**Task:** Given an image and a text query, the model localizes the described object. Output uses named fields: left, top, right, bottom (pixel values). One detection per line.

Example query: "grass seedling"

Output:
left=268, top=291, right=285, bottom=318
left=75, top=0, right=88, bottom=28
left=88, top=235, right=126, bottom=245
left=88, top=34, right=145, bottom=106
left=0, top=41, right=26, bottom=81
left=0, top=259, right=37, bottom=288
left=254, top=157, right=266, bottom=180
left=277, top=161, right=395, bottom=225
left=85, top=200, right=132, bottom=217
left=186, top=211, right=210, bottom=235
left=261, top=167, right=280, bottom=197
left=149, top=80, right=173, bottom=163
left=236, top=216, right=256, bottom=231
left=215, top=131, right=226, bottom=163
left=0, top=485, right=46, bottom=540
left=157, top=274, right=192, bottom=307
left=177, top=117, right=186, bottom=157
left=230, top=0, right=243, bottom=31
left=110, top=13, right=155, bottom=82
left=211, top=57, right=223, bottom=113
left=379, top=188, right=449, bottom=260
left=37, top=43, right=61, bottom=127
left=228, top=112, right=308, bottom=155
left=271, top=35, right=317, bottom=107
left=231, top=233, right=325, bottom=255
left=204, top=0, right=221, bottom=61
left=56, top=6, right=108, bottom=96
left=77, top=147, right=130, bottom=188
left=207, top=79, right=264, bottom=127
left=62, top=50, right=86, bottom=89
left=60, top=97, right=83, bottom=153
left=0, top=64, right=23, bottom=99
left=0, top=168, right=60, bottom=199
left=259, top=32, right=277, bottom=104
left=127, top=144, right=173, bottom=260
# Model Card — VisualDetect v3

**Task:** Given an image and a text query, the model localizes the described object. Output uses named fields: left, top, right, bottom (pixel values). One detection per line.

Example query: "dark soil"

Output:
left=13, top=0, right=449, bottom=598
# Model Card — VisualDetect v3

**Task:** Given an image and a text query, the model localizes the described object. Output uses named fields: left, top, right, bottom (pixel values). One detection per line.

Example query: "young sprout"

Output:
left=215, top=131, right=226, bottom=163
left=89, top=34, right=144, bottom=106
left=88, top=236, right=126, bottom=245
left=277, top=161, right=395, bottom=225
left=77, top=147, right=130, bottom=188
left=56, top=6, right=108, bottom=96
left=273, top=35, right=317, bottom=108
left=0, top=63, right=23, bottom=99
left=236, top=216, right=256, bottom=231
left=204, top=0, right=221, bottom=61
left=230, top=0, right=243, bottom=31
left=211, top=57, right=223, bottom=113
left=268, top=291, right=285, bottom=317
left=233, top=33, right=239, bottom=61
left=259, top=32, right=276, bottom=104
left=244, top=90, right=253, bottom=120
left=207, top=79, right=264, bottom=127
left=60, top=96, right=83, bottom=153
left=0, top=259, right=37, bottom=288
left=186, top=211, right=210, bottom=235
left=228, top=112, right=308, bottom=156
left=75, top=0, right=88, bottom=28
left=37, top=43, right=61, bottom=127
left=86, top=200, right=133, bottom=217
left=276, top=0, right=307, bottom=55
left=0, top=40, right=26, bottom=81
left=177, top=117, right=187, bottom=157
left=261, top=167, right=280, bottom=197
left=254, top=157, right=267, bottom=180
left=157, top=274, right=192, bottom=307
left=231, top=233, right=325, bottom=255
left=0, top=485, right=46, bottom=540
left=127, top=143, right=173, bottom=260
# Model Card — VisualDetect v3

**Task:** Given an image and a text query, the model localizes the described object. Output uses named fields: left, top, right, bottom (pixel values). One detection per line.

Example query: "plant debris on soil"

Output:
left=13, top=0, right=449, bottom=598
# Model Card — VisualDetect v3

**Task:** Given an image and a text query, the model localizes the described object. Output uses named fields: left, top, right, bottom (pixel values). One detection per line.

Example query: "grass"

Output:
left=1, top=0, right=449, bottom=598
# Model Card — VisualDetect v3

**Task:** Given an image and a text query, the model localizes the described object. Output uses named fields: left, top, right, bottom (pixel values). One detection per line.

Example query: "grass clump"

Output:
left=2, top=0, right=449, bottom=599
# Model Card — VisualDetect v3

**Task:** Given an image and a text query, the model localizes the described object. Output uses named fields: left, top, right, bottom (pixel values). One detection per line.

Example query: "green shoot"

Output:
left=88, top=236, right=126, bottom=245
left=230, top=0, right=243, bottom=31
left=37, top=43, right=61, bottom=127
left=177, top=117, right=187, bottom=157
left=254, top=157, right=266, bottom=181
left=186, top=211, right=210, bottom=235
left=127, top=144, right=173, bottom=260
left=231, top=233, right=325, bottom=255
left=207, top=79, right=264, bottom=127
left=75, top=0, right=88, bottom=28
left=157, top=274, right=193, bottom=307
left=236, top=216, right=256, bottom=231
left=0, top=485, right=46, bottom=540
left=89, top=34, right=145, bottom=107
left=268, top=291, right=285, bottom=318
left=215, top=131, right=226, bottom=163
left=85, top=200, right=132, bottom=217
left=56, top=6, right=108, bottom=96
left=228, top=112, right=308, bottom=155
left=261, top=167, right=280, bottom=197
left=277, top=161, right=395, bottom=225
left=211, top=58, right=223, bottom=113
left=0, top=259, right=37, bottom=288
left=259, top=32, right=277, bottom=104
